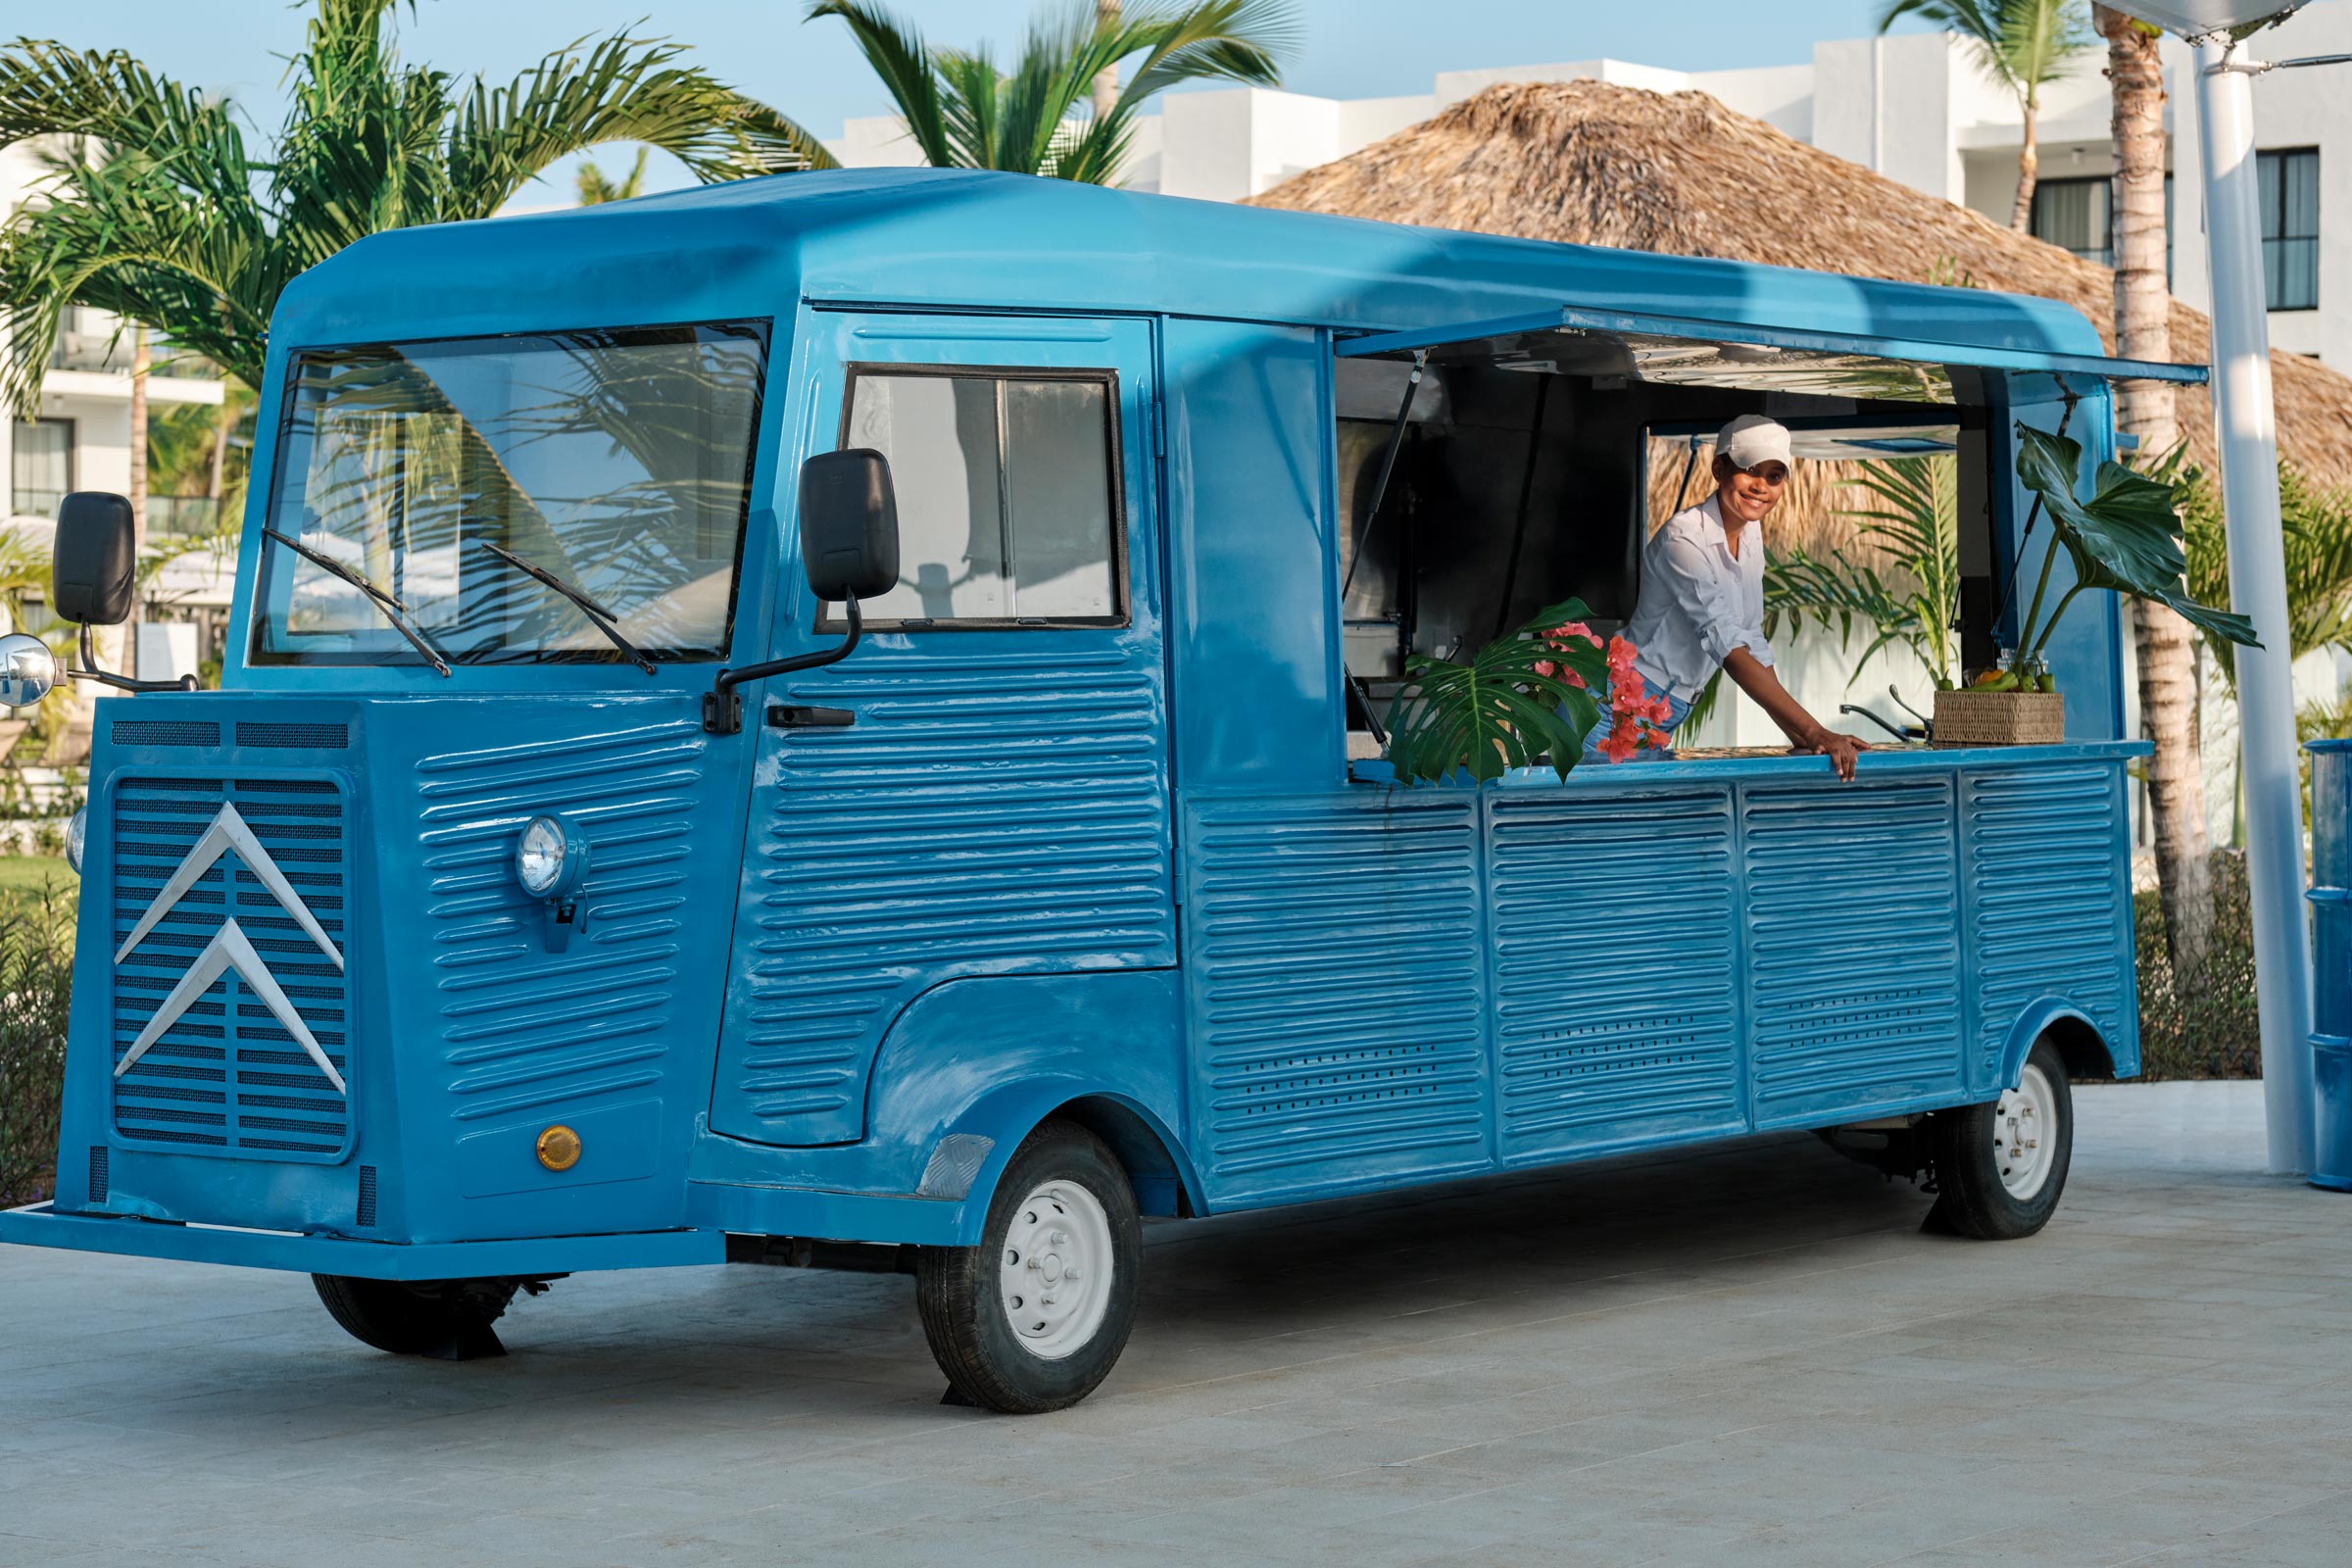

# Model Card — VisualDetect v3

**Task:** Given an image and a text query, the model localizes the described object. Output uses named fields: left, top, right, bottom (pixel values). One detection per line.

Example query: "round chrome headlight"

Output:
left=515, top=814, right=569, bottom=897
left=65, top=808, right=85, bottom=876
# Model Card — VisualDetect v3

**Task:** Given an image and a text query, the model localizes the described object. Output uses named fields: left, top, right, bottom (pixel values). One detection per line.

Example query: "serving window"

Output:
left=828, top=364, right=1127, bottom=629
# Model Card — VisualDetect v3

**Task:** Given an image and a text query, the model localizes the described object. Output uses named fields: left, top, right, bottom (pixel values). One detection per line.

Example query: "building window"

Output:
left=11, top=417, right=72, bottom=519
left=2259, top=147, right=2319, bottom=311
left=2032, top=175, right=2111, bottom=266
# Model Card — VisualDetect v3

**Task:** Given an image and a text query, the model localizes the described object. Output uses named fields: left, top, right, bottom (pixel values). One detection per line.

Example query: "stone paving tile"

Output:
left=5, top=1081, right=2345, bottom=1565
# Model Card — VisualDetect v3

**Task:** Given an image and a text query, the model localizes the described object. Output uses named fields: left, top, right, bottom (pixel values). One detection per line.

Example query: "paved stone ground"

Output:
left=1, top=1081, right=2346, bottom=1567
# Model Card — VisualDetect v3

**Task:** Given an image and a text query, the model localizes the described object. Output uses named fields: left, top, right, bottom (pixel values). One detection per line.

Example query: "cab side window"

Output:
left=833, top=365, right=1125, bottom=627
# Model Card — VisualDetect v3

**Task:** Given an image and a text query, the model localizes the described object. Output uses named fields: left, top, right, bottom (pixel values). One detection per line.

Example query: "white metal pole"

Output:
left=2193, top=34, right=2313, bottom=1174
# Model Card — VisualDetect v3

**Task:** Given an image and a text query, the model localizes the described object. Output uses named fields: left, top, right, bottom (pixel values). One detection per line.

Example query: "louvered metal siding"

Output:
left=110, top=774, right=351, bottom=1158
left=1487, top=790, right=1744, bottom=1160
left=1740, top=778, right=1967, bottom=1125
left=715, top=650, right=1175, bottom=1146
left=1185, top=794, right=1488, bottom=1202
left=1962, top=763, right=2134, bottom=1087
left=414, top=721, right=707, bottom=1131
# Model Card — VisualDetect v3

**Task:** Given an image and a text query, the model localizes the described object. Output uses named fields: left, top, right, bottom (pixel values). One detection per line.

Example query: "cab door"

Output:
left=711, top=313, right=1176, bottom=1147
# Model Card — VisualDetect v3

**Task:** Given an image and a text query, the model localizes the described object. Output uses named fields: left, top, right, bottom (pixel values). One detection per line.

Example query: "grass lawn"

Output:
left=0, top=857, right=74, bottom=897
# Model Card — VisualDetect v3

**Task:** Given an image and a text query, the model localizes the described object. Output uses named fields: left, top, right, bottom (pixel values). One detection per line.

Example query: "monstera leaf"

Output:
left=1383, top=599, right=1610, bottom=785
left=2017, top=423, right=2260, bottom=651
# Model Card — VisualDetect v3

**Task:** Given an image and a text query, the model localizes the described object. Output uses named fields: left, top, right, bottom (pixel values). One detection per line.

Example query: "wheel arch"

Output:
left=1999, top=1001, right=2115, bottom=1089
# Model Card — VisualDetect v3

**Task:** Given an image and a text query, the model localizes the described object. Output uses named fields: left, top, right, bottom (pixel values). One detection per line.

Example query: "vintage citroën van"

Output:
left=0, top=170, right=2192, bottom=1412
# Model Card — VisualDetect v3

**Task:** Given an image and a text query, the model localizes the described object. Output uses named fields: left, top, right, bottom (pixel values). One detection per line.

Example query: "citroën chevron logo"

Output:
left=114, top=802, right=349, bottom=1095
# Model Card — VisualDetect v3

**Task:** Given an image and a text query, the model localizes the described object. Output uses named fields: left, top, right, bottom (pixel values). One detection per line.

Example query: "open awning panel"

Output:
left=1336, top=306, right=2210, bottom=406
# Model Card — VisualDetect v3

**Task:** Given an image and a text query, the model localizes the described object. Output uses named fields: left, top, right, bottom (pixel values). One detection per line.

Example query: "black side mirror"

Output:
left=798, top=448, right=901, bottom=602
left=52, top=491, right=135, bottom=625
left=703, top=450, right=903, bottom=738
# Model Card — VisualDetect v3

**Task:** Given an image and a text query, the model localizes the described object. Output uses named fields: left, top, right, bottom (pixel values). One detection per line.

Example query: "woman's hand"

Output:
left=1793, top=729, right=1869, bottom=780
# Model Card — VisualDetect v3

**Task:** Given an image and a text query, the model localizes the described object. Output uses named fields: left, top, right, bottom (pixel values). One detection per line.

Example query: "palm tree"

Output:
left=2093, top=1, right=2212, bottom=983
left=808, top=0, right=1298, bottom=185
left=1879, top=0, right=2095, bottom=231
left=0, top=0, right=833, bottom=418
left=576, top=147, right=653, bottom=204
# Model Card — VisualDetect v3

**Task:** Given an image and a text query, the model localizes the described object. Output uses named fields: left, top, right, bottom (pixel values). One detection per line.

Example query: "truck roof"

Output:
left=269, top=166, right=2109, bottom=365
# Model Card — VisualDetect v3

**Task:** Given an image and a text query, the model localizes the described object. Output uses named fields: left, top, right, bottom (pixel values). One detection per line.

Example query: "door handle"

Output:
left=766, top=704, right=856, bottom=729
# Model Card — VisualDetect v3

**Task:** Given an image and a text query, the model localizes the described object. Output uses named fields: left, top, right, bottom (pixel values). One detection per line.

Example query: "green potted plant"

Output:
left=1936, top=422, right=2258, bottom=746
left=1382, top=602, right=1675, bottom=784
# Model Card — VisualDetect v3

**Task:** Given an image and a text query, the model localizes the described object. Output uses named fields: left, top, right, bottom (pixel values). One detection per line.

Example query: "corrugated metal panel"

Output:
left=1741, top=778, right=1966, bottom=1124
left=414, top=720, right=707, bottom=1127
left=1488, top=790, right=1743, bottom=1159
left=715, top=649, right=1174, bottom=1146
left=1963, top=763, right=2131, bottom=1085
left=1185, top=794, right=1488, bottom=1201
left=111, top=774, right=351, bottom=1158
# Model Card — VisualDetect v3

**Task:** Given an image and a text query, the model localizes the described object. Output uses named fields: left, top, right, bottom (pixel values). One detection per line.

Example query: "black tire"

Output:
left=916, top=1119, right=1141, bottom=1414
left=312, top=1275, right=521, bottom=1360
left=1927, top=1039, right=2075, bottom=1240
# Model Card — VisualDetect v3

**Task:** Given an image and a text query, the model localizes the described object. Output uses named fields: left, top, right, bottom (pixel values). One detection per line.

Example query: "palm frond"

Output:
left=806, top=0, right=953, bottom=167
left=1385, top=600, right=1610, bottom=784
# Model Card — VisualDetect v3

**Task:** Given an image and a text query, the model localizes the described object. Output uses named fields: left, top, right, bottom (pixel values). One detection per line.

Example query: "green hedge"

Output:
left=2134, top=850, right=2261, bottom=1080
left=0, top=887, right=75, bottom=1208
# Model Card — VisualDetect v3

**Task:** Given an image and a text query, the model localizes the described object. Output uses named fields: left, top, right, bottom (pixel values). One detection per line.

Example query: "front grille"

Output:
left=110, top=773, right=352, bottom=1160
left=113, top=720, right=220, bottom=748
left=236, top=721, right=349, bottom=750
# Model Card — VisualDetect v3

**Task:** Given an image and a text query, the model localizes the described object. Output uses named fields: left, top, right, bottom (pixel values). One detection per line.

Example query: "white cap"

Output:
left=1717, top=414, right=1792, bottom=472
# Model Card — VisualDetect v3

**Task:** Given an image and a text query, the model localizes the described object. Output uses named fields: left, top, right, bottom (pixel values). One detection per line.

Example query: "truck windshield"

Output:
left=249, top=319, right=770, bottom=668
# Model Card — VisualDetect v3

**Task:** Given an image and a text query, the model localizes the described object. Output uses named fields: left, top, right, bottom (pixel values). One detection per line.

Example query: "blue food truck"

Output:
left=0, top=169, right=2189, bottom=1412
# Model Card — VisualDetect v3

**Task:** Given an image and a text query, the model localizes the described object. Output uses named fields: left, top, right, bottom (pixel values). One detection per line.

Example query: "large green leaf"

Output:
left=1383, top=600, right=1611, bottom=785
left=2016, top=422, right=2260, bottom=650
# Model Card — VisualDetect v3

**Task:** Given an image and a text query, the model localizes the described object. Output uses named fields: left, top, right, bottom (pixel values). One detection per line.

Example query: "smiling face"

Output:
left=1713, top=454, right=1789, bottom=526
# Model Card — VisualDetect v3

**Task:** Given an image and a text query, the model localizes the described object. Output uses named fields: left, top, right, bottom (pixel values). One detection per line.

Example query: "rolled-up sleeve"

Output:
left=1651, top=528, right=1774, bottom=668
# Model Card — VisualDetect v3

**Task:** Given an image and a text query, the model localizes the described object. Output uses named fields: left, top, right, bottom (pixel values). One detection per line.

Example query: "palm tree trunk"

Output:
left=2098, top=3, right=2213, bottom=983
left=2010, top=98, right=2040, bottom=231
left=1091, top=0, right=1120, bottom=120
left=126, top=324, right=147, bottom=680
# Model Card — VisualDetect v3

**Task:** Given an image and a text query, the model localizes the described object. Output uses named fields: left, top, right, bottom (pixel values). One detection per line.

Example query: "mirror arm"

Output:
left=703, top=594, right=863, bottom=736
left=70, top=624, right=197, bottom=694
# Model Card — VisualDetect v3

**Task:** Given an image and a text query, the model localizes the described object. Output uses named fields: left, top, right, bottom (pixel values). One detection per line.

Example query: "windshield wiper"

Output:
left=473, top=542, right=657, bottom=675
left=261, top=527, right=452, bottom=676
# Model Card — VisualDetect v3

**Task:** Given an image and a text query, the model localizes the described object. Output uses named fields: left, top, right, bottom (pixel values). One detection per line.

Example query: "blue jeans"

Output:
left=1580, top=690, right=1694, bottom=764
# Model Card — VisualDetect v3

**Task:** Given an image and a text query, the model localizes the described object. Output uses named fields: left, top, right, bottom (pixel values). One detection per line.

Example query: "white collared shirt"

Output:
left=1622, top=493, right=1774, bottom=703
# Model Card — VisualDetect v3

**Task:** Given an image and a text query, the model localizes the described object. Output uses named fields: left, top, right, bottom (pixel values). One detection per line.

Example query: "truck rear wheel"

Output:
left=311, top=1275, right=527, bottom=1361
left=1927, top=1039, right=2075, bottom=1240
left=916, top=1119, right=1141, bottom=1413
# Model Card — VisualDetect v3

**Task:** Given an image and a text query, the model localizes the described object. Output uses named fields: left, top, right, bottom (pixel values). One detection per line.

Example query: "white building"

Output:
left=2, top=139, right=232, bottom=687
left=832, top=4, right=2351, bottom=370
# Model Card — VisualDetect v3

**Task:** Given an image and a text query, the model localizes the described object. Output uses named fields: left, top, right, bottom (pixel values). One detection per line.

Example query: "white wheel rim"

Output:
left=1992, top=1064, right=2059, bottom=1200
left=998, top=1180, right=1114, bottom=1361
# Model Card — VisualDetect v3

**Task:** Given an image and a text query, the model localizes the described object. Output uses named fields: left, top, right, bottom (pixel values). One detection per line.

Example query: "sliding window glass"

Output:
left=834, top=366, right=1124, bottom=627
left=2259, top=147, right=2320, bottom=312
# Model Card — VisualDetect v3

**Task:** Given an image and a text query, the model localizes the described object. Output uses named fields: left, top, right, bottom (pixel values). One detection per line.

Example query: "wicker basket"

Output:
left=1933, top=688, right=2065, bottom=747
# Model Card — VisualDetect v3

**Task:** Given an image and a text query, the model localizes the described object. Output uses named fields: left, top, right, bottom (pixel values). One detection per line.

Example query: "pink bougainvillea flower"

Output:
left=1607, top=635, right=1639, bottom=673
left=1533, top=660, right=1556, bottom=678
left=1544, top=619, right=1602, bottom=650
left=1597, top=722, right=1638, bottom=764
left=1563, top=668, right=1587, bottom=690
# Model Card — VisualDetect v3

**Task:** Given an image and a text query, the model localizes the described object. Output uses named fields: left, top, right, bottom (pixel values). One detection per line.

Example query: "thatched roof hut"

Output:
left=1251, top=79, right=2352, bottom=546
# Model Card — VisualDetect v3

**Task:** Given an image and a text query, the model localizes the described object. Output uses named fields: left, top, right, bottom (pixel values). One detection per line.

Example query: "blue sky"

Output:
left=36, top=2, right=1938, bottom=199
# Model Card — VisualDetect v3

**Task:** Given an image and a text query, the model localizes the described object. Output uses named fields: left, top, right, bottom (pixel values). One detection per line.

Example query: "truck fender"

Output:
left=1997, top=1001, right=2118, bottom=1091
left=859, top=969, right=1204, bottom=1243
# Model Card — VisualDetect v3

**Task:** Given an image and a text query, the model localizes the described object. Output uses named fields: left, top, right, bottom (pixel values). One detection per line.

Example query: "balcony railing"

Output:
left=7, top=492, right=226, bottom=533
left=46, top=332, right=219, bottom=379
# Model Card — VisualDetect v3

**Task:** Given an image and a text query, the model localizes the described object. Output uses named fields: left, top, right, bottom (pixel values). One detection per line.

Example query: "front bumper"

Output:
left=0, top=1203, right=723, bottom=1280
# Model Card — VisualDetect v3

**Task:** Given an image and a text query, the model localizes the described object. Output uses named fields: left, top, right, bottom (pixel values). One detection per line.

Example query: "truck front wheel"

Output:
left=311, top=1274, right=533, bottom=1361
left=916, top=1118, right=1141, bottom=1413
